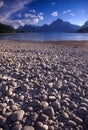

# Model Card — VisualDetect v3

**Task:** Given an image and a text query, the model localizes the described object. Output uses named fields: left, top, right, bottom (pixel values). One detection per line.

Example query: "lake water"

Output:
left=0, top=33, right=88, bottom=42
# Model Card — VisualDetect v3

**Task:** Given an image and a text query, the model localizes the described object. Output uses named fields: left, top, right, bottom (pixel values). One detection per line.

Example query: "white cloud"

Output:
left=24, top=12, right=44, bottom=23
left=70, top=13, right=75, bottom=16
left=63, top=10, right=71, bottom=14
left=51, top=11, right=58, bottom=17
left=0, top=0, right=34, bottom=23
left=51, top=2, right=55, bottom=5
left=0, top=1, right=4, bottom=8
left=29, top=9, right=36, bottom=13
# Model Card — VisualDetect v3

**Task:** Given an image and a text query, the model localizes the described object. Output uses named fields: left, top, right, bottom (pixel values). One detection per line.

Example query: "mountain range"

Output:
left=78, top=21, right=88, bottom=33
left=17, top=18, right=80, bottom=33
left=0, top=18, right=88, bottom=33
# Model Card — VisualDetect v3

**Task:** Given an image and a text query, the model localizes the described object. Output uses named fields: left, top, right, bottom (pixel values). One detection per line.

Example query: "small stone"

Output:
left=78, top=107, right=87, bottom=118
left=39, top=114, right=49, bottom=122
left=52, top=100, right=61, bottom=110
left=23, top=126, right=34, bottom=130
left=12, top=124, right=22, bottom=130
left=48, top=126, right=54, bottom=130
left=57, top=80, right=62, bottom=89
left=68, top=120, right=77, bottom=127
left=12, top=81, right=17, bottom=87
left=37, top=122, right=43, bottom=129
left=48, top=82, right=53, bottom=88
left=84, top=115, right=88, bottom=126
left=61, top=100, right=69, bottom=107
left=62, top=112, right=69, bottom=119
left=49, top=96, right=56, bottom=101
left=0, top=128, right=3, bottom=130
left=1, top=85, right=8, bottom=93
left=0, top=115, right=6, bottom=127
left=28, top=107, right=33, bottom=112
left=11, top=110, right=24, bottom=122
left=19, top=95, right=24, bottom=101
left=43, top=107, right=54, bottom=119
left=7, top=88, right=13, bottom=96
left=41, top=101, right=49, bottom=108
left=30, top=112, right=38, bottom=121
left=43, top=124, right=48, bottom=130
left=1, top=103, right=7, bottom=108
left=71, top=113, right=83, bottom=124
left=30, top=100, right=40, bottom=107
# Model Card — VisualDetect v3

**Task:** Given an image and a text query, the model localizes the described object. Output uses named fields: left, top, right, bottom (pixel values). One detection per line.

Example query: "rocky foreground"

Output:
left=0, top=40, right=88, bottom=130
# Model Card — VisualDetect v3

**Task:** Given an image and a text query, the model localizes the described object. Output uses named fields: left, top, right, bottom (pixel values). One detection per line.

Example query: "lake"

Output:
left=0, top=33, right=88, bottom=42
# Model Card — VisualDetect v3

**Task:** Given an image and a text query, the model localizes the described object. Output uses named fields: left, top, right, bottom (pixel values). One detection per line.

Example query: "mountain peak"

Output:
left=17, top=18, right=80, bottom=32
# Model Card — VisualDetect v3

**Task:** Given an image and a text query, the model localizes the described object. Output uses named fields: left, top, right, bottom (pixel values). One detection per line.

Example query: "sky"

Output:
left=0, top=0, right=88, bottom=28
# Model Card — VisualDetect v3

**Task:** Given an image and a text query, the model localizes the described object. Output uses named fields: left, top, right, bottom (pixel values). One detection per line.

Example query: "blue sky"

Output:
left=0, top=0, right=88, bottom=28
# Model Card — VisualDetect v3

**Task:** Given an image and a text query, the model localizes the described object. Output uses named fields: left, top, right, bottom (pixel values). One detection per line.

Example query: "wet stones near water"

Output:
left=0, top=41, right=88, bottom=130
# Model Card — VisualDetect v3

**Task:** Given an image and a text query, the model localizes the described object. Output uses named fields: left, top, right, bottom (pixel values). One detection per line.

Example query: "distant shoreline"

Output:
left=0, top=40, right=88, bottom=47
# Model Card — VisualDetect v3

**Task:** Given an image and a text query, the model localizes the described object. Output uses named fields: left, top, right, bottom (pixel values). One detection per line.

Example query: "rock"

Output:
left=23, top=126, right=34, bottom=130
left=43, top=124, right=48, bottom=130
left=7, top=88, right=13, bottom=96
left=30, top=100, right=40, bottom=107
left=70, top=101, right=78, bottom=109
left=19, top=95, right=24, bottom=101
left=43, top=107, right=54, bottom=119
left=71, top=113, right=83, bottom=124
left=48, top=82, right=53, bottom=88
left=48, top=126, right=54, bottom=130
left=12, top=124, right=22, bottom=130
left=40, top=101, right=49, bottom=108
left=39, top=114, right=49, bottom=122
left=11, top=110, right=25, bottom=122
left=0, top=115, right=6, bottom=127
left=49, top=96, right=56, bottom=101
left=12, top=81, right=17, bottom=87
left=61, top=100, right=69, bottom=107
left=0, top=128, right=3, bottom=130
left=1, top=85, right=8, bottom=93
left=78, top=107, right=88, bottom=118
left=52, top=100, right=61, bottom=110
left=30, top=112, right=38, bottom=121
left=84, top=115, right=88, bottom=126
left=36, top=122, right=43, bottom=129
left=62, top=112, right=69, bottom=119
left=68, top=120, right=77, bottom=127
left=57, top=80, right=62, bottom=89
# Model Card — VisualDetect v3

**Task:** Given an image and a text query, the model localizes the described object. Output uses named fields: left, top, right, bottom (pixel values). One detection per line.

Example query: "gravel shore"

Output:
left=0, top=40, right=88, bottom=130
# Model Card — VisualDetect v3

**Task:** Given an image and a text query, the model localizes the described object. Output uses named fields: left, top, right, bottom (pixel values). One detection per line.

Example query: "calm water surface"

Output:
left=0, top=33, right=88, bottom=42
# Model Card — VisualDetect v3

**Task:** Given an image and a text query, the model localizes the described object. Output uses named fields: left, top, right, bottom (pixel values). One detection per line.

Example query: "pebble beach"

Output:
left=0, top=40, right=88, bottom=130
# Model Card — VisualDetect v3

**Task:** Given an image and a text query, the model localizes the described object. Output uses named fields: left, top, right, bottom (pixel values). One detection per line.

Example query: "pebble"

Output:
left=23, top=126, right=34, bottom=130
left=52, top=100, right=61, bottom=110
left=43, top=107, right=55, bottom=119
left=39, top=114, right=49, bottom=122
left=12, top=124, right=22, bottom=130
left=0, top=41, right=88, bottom=130
left=78, top=107, right=88, bottom=118
left=68, top=120, right=77, bottom=127
left=10, top=110, right=25, bottom=122
left=40, top=101, right=49, bottom=108
left=84, top=115, right=88, bottom=126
